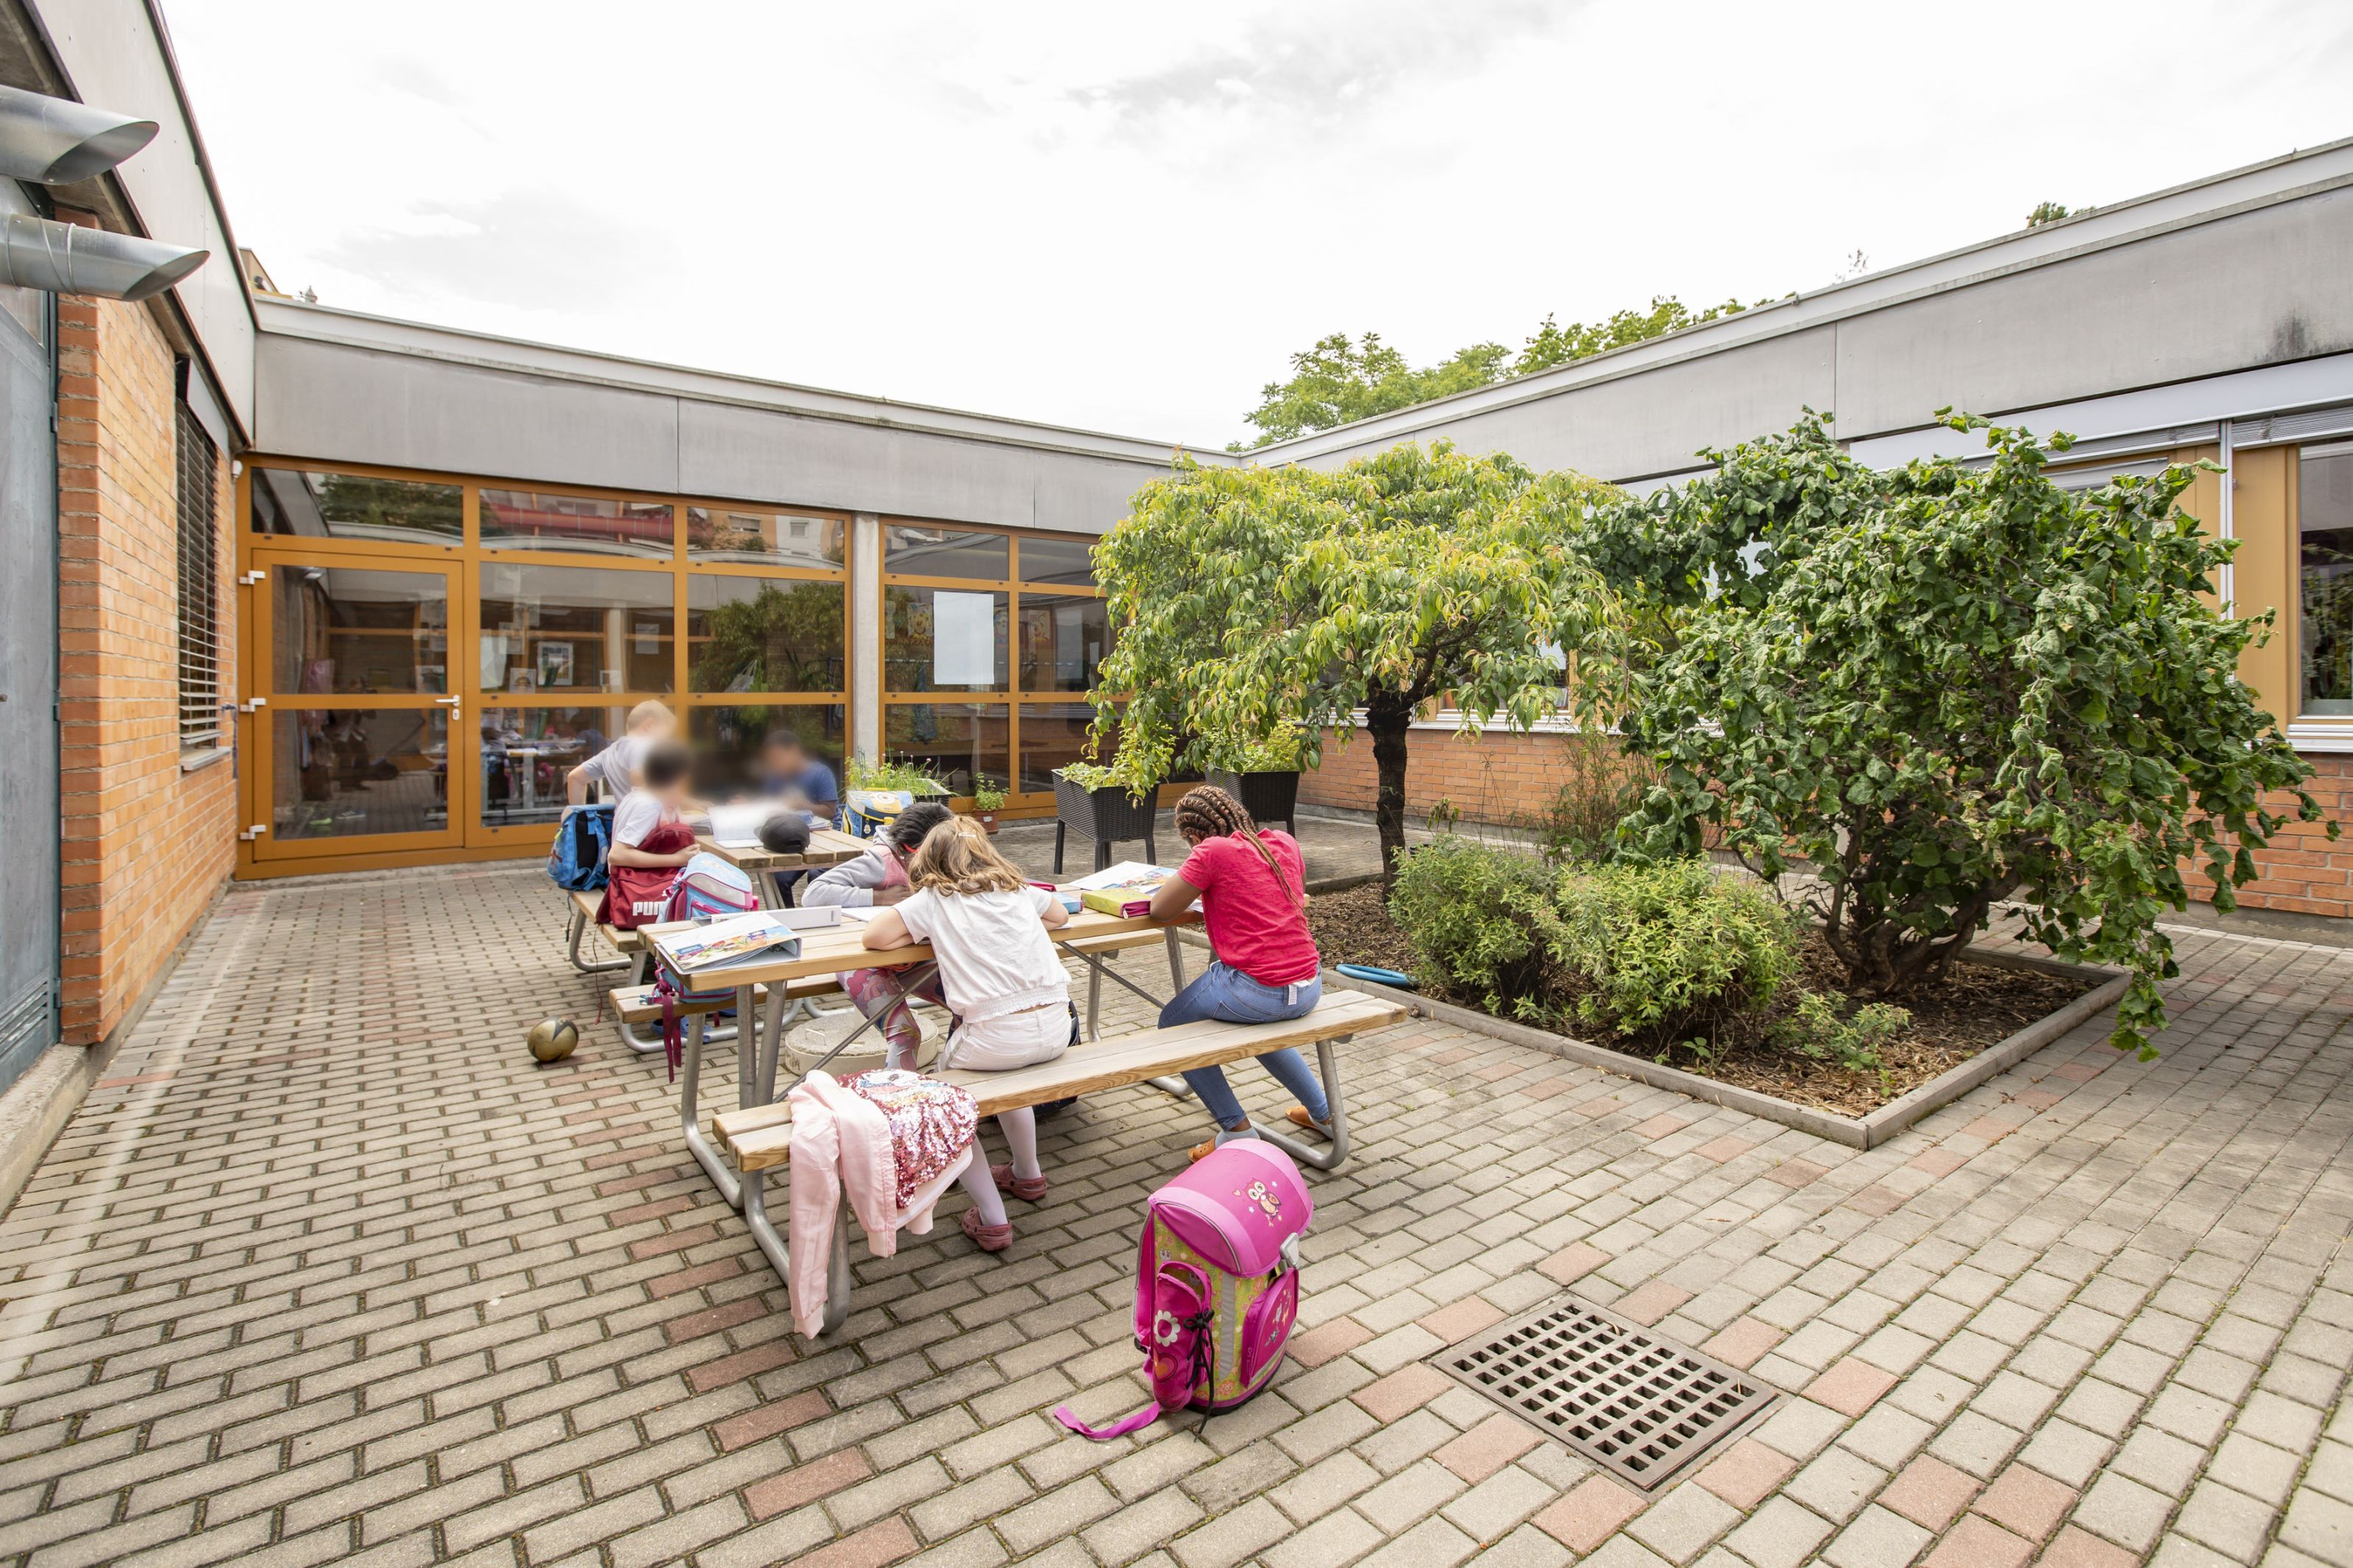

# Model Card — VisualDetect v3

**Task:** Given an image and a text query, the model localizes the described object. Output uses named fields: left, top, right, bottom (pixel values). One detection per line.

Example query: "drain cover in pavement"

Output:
left=1432, top=1295, right=1780, bottom=1489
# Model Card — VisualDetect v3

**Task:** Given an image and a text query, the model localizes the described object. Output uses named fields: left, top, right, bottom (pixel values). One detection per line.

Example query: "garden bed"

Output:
left=1310, top=882, right=2119, bottom=1133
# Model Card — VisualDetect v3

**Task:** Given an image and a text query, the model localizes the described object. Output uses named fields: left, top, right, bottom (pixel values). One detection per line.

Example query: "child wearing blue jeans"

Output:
left=1148, top=786, right=1333, bottom=1161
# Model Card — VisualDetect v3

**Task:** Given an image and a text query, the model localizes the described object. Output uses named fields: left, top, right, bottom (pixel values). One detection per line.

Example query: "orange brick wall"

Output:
left=55, top=276, right=238, bottom=1046
left=1303, top=722, right=2353, bottom=920
left=1298, top=723, right=1605, bottom=829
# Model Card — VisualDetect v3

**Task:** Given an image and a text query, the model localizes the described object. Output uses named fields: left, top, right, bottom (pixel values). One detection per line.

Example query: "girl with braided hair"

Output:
left=1147, top=786, right=1335, bottom=1161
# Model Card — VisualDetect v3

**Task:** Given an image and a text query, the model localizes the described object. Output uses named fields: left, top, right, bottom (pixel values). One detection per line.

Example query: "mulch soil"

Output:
left=1308, top=882, right=2097, bottom=1117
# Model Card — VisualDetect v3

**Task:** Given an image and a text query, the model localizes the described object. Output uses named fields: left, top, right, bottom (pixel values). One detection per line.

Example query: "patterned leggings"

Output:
left=840, top=964, right=948, bottom=1070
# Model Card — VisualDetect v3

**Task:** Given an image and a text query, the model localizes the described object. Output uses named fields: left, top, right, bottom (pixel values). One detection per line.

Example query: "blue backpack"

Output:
left=548, top=804, right=615, bottom=892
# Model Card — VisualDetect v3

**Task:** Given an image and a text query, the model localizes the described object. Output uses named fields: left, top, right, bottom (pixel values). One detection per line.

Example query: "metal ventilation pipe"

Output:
left=0, top=83, right=157, bottom=185
left=0, top=212, right=207, bottom=301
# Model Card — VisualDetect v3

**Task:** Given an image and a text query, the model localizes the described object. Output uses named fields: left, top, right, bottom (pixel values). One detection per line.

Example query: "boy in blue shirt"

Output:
left=759, top=726, right=840, bottom=826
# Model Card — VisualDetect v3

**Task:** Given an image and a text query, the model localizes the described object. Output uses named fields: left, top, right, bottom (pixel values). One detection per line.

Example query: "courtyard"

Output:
left=0, top=858, right=2347, bottom=1568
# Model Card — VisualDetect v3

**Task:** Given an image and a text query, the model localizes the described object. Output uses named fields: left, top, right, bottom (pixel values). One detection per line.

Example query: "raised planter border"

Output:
left=1320, top=947, right=2129, bottom=1149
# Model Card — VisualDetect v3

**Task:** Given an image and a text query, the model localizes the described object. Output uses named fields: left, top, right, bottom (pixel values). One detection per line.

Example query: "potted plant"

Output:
left=847, top=756, right=949, bottom=800
left=1202, top=728, right=1306, bottom=834
left=971, top=781, right=1007, bottom=834
left=1052, top=756, right=1163, bottom=873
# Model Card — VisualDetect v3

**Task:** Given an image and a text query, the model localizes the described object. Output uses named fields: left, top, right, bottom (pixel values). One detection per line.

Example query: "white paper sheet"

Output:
left=707, top=804, right=771, bottom=848
left=933, top=591, right=995, bottom=686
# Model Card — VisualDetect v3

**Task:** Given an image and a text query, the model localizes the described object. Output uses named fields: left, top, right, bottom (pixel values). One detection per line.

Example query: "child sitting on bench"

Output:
left=859, top=816, right=1074, bottom=1252
left=806, top=801, right=957, bottom=1064
left=1148, top=785, right=1333, bottom=1162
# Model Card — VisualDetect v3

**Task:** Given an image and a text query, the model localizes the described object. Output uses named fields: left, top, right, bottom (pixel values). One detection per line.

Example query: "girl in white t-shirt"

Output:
left=860, top=817, right=1072, bottom=1251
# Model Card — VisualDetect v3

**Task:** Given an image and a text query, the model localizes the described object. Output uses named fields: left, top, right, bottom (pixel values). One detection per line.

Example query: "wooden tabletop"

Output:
left=695, top=825, right=868, bottom=872
left=645, top=903, right=1198, bottom=987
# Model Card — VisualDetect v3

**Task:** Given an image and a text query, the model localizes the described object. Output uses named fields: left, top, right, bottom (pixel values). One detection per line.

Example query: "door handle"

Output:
left=433, top=695, right=461, bottom=705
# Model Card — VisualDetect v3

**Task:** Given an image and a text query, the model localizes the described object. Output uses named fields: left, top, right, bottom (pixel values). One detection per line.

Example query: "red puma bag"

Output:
left=597, top=820, right=698, bottom=929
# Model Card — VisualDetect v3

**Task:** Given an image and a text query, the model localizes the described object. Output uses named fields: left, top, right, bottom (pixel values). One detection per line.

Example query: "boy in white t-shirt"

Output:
left=861, top=817, right=1072, bottom=1252
left=567, top=700, right=677, bottom=806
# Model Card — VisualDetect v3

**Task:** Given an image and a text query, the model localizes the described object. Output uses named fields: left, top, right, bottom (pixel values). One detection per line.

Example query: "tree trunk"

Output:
left=1368, top=703, right=1413, bottom=880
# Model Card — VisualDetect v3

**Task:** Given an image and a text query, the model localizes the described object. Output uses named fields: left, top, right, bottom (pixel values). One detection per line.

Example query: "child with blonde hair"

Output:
left=566, top=699, right=677, bottom=805
left=860, top=816, right=1074, bottom=1250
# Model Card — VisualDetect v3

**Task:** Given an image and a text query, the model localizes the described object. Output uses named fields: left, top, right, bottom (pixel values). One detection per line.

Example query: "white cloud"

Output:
left=160, top=0, right=2353, bottom=449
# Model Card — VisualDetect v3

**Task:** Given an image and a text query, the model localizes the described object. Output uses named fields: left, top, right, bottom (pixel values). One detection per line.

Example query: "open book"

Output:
left=707, top=803, right=776, bottom=849
left=660, top=910, right=802, bottom=973
left=1066, top=862, right=1174, bottom=917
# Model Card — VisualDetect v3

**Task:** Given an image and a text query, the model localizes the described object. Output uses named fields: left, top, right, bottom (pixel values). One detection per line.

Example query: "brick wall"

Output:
left=1302, top=720, right=2353, bottom=920
left=55, top=267, right=238, bottom=1045
left=1298, top=723, right=1610, bottom=830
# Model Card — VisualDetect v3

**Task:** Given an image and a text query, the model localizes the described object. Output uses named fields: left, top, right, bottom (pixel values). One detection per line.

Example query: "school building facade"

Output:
left=3, top=0, right=2352, bottom=1125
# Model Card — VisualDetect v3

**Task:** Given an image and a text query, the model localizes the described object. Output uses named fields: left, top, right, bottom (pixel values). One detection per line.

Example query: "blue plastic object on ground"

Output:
left=1335, top=962, right=1418, bottom=991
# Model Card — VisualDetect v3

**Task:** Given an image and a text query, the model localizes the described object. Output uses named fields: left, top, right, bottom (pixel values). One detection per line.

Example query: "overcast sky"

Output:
left=163, top=0, right=2353, bottom=450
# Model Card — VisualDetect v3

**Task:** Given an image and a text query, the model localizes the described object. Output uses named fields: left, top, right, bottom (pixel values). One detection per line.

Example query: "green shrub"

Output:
left=1552, top=859, right=1799, bottom=1045
left=1770, top=989, right=1911, bottom=1073
left=1388, top=837, right=1564, bottom=1018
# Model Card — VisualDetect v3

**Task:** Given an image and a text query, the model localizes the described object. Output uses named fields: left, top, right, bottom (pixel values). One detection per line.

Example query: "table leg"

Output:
left=678, top=1012, right=741, bottom=1207
left=1250, top=1035, right=1351, bottom=1173
left=743, top=1166, right=851, bottom=1335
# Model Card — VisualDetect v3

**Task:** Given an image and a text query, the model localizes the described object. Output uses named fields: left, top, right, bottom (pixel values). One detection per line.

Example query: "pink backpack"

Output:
left=1054, top=1141, right=1312, bottom=1439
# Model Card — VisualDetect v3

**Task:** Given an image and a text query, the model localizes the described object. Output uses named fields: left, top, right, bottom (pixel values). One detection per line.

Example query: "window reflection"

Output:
left=479, top=706, right=628, bottom=828
left=1015, top=534, right=1098, bottom=587
left=689, top=578, right=844, bottom=692
left=1017, top=593, right=1109, bottom=692
left=2300, top=444, right=2353, bottom=715
left=481, top=488, right=674, bottom=558
left=688, top=507, right=844, bottom=569
left=884, top=525, right=1008, bottom=581
left=688, top=704, right=846, bottom=802
left=272, top=566, right=449, bottom=694
left=479, top=564, right=674, bottom=695
left=272, top=709, right=449, bottom=839
left=885, top=704, right=1009, bottom=796
left=252, top=470, right=463, bottom=548
left=1019, top=704, right=1118, bottom=794
left=884, top=584, right=1007, bottom=692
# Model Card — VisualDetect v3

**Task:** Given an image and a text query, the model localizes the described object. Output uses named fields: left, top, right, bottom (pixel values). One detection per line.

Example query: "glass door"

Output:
left=249, top=550, right=466, bottom=862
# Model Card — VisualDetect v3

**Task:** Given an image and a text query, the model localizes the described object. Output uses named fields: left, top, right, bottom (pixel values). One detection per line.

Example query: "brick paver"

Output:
left=1, top=864, right=2349, bottom=1566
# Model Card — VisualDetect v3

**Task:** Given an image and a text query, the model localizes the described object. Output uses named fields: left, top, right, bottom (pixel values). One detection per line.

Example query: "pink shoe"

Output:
left=992, top=1163, right=1049, bottom=1202
left=960, top=1209, right=1013, bottom=1252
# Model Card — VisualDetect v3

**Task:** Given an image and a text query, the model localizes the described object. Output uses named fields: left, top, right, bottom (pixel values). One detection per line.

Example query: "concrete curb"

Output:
left=1315, top=948, right=2128, bottom=1150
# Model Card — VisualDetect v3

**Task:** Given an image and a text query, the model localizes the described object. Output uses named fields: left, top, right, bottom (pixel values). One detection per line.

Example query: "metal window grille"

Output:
left=175, top=398, right=220, bottom=751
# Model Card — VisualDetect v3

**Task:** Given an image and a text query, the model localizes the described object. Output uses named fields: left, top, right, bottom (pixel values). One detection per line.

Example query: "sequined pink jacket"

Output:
left=786, top=1070, right=971, bottom=1337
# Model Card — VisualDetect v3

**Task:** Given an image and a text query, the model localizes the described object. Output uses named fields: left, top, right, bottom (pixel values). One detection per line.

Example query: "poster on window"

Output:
left=539, top=642, right=575, bottom=687
left=932, top=591, right=994, bottom=687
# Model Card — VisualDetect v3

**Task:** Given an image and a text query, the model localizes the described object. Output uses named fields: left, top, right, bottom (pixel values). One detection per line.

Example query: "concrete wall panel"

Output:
left=1835, top=187, right=2353, bottom=435
left=677, top=398, right=1168, bottom=532
left=255, top=336, right=683, bottom=493
left=1296, top=327, right=1838, bottom=482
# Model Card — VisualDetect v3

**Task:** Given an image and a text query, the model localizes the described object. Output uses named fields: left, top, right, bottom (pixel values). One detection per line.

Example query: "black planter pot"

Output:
left=1204, top=768, right=1301, bottom=835
left=1051, top=770, right=1160, bottom=874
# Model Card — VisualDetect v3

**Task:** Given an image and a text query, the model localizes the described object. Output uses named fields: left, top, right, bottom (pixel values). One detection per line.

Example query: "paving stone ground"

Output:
left=1, top=862, right=2350, bottom=1568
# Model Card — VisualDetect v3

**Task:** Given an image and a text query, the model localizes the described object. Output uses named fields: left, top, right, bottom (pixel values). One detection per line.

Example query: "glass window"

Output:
left=688, top=506, right=845, bottom=569
left=885, top=584, right=1007, bottom=693
left=176, top=401, right=220, bottom=749
left=885, top=524, right=1008, bottom=581
left=1017, top=593, right=1110, bottom=692
left=885, top=704, right=1010, bottom=797
left=252, top=468, right=462, bottom=547
left=273, top=566, right=449, bottom=695
left=2300, top=443, right=2353, bottom=716
left=478, top=706, right=628, bottom=828
left=1015, top=534, right=1099, bottom=587
left=1019, top=703, right=1117, bottom=794
left=688, top=577, right=844, bottom=693
left=688, top=704, right=846, bottom=802
left=481, top=488, right=674, bottom=558
left=271, top=709, right=449, bottom=839
left=479, top=564, right=673, bottom=694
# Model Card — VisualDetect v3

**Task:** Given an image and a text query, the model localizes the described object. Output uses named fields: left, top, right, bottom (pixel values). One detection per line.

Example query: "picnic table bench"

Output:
left=699, top=987, right=1404, bottom=1333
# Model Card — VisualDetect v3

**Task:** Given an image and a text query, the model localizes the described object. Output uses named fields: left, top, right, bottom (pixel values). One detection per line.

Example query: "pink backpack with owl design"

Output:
left=1053, top=1141, right=1312, bottom=1439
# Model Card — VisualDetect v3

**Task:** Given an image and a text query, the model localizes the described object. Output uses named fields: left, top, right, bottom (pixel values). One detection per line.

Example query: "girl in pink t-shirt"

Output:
left=1147, top=787, right=1333, bottom=1162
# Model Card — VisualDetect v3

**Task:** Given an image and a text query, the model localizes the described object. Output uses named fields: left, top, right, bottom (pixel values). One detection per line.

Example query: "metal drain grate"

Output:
left=1432, top=1295, right=1779, bottom=1489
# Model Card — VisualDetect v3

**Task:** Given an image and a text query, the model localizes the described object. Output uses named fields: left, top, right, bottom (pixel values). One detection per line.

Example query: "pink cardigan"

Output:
left=786, top=1071, right=971, bottom=1337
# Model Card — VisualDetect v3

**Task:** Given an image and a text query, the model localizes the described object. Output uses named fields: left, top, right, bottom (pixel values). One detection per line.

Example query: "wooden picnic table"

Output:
left=642, top=901, right=1204, bottom=1296
left=695, top=823, right=867, bottom=906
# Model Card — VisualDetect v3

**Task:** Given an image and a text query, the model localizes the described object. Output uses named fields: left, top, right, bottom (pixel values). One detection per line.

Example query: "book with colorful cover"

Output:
left=1067, top=862, right=1173, bottom=917
left=661, top=910, right=801, bottom=973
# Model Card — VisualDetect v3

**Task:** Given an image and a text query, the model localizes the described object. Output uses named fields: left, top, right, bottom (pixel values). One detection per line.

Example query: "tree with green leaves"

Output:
left=2026, top=201, right=2073, bottom=227
left=1510, top=296, right=1759, bottom=377
left=1599, top=412, right=2332, bottom=1057
left=1093, top=443, right=1620, bottom=873
left=690, top=581, right=844, bottom=697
